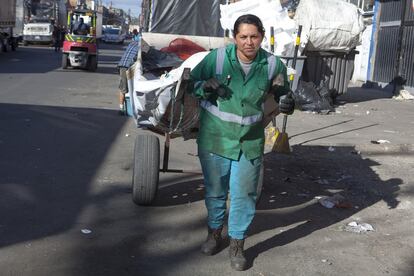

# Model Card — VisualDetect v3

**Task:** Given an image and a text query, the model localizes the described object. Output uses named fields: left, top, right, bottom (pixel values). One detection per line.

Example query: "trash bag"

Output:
left=142, top=48, right=183, bottom=73
left=317, top=83, right=334, bottom=106
left=293, top=81, right=335, bottom=114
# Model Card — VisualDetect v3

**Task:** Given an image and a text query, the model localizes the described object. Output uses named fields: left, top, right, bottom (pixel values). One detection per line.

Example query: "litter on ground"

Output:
left=393, top=90, right=414, bottom=100
left=318, top=194, right=352, bottom=209
left=315, top=179, right=329, bottom=185
left=81, top=229, right=92, bottom=234
left=371, top=139, right=391, bottom=144
left=345, top=221, right=375, bottom=233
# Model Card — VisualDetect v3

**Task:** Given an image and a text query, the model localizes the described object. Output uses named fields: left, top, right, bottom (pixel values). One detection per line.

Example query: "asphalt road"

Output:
left=0, top=43, right=205, bottom=276
left=1, top=43, right=413, bottom=276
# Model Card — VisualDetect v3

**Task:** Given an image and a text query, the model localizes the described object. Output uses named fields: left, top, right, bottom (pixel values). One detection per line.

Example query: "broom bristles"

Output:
left=272, top=133, right=291, bottom=153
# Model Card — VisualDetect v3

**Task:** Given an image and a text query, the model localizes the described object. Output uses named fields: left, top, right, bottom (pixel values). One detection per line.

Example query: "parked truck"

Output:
left=22, top=0, right=66, bottom=46
left=13, top=0, right=25, bottom=42
left=0, top=0, right=18, bottom=52
left=23, top=17, right=54, bottom=45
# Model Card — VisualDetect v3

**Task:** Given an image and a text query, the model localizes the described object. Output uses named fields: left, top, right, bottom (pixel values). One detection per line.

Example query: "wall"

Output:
left=370, top=0, right=414, bottom=93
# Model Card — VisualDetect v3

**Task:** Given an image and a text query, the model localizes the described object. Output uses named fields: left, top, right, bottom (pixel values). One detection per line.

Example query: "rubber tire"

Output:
left=256, top=162, right=264, bottom=205
left=89, top=56, right=97, bottom=71
left=23, top=40, right=28, bottom=46
left=132, top=134, right=160, bottom=205
left=62, top=53, right=68, bottom=69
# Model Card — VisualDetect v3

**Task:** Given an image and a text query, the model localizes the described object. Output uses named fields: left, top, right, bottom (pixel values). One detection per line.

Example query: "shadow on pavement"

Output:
left=0, top=103, right=127, bottom=247
left=153, top=178, right=204, bottom=206
left=336, top=86, right=393, bottom=104
left=245, top=144, right=402, bottom=268
left=0, top=45, right=122, bottom=75
left=72, top=145, right=403, bottom=275
left=295, top=123, right=379, bottom=145
left=0, top=46, right=62, bottom=74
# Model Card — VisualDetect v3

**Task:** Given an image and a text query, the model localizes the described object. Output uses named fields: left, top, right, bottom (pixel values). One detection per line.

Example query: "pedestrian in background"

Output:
left=60, top=26, right=66, bottom=48
left=117, top=41, right=139, bottom=115
left=53, top=25, right=61, bottom=52
left=190, top=14, right=295, bottom=271
left=132, top=28, right=141, bottom=41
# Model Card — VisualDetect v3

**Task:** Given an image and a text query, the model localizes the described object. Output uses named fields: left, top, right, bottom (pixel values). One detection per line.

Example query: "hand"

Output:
left=202, top=78, right=221, bottom=93
left=202, top=78, right=230, bottom=99
left=279, top=93, right=295, bottom=115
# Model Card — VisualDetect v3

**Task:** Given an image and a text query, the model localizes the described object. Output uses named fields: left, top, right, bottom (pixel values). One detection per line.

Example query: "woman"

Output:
left=191, top=14, right=295, bottom=271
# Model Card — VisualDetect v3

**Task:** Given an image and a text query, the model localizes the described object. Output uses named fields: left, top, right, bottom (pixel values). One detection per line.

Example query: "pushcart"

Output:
left=129, top=34, right=264, bottom=206
left=131, top=67, right=205, bottom=205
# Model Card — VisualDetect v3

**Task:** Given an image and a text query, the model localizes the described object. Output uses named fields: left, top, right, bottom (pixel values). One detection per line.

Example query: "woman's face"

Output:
left=234, top=23, right=263, bottom=62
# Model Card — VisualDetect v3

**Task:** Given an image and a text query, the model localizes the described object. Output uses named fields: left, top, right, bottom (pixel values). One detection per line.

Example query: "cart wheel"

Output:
left=132, top=134, right=160, bottom=205
left=62, top=53, right=68, bottom=69
left=256, top=162, right=264, bottom=205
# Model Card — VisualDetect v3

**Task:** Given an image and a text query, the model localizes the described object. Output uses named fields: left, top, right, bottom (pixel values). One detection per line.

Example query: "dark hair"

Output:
left=232, top=14, right=265, bottom=38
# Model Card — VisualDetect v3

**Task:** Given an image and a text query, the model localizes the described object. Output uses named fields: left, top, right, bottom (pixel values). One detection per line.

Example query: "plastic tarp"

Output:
left=295, top=0, right=365, bottom=52
left=141, top=48, right=183, bottom=72
left=149, top=0, right=226, bottom=37
left=352, top=25, right=373, bottom=82
left=220, top=0, right=297, bottom=56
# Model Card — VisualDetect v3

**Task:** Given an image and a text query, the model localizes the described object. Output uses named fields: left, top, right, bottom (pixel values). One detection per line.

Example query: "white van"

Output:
left=102, top=27, right=124, bottom=44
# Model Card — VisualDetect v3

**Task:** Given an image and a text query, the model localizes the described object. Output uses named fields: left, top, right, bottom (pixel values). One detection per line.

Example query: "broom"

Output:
left=272, top=25, right=302, bottom=154
left=265, top=26, right=281, bottom=147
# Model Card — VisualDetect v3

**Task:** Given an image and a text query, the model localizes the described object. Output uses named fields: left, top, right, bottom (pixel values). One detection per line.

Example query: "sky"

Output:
left=103, top=0, right=142, bottom=18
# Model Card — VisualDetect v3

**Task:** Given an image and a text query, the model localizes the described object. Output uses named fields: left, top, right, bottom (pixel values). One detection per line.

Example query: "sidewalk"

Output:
left=249, top=85, right=414, bottom=275
left=125, top=85, right=414, bottom=276
left=285, top=84, right=414, bottom=151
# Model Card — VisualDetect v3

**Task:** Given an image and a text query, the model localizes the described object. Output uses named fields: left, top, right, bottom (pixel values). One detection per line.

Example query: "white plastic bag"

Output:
left=220, top=0, right=297, bottom=56
left=131, top=51, right=209, bottom=127
left=295, top=0, right=365, bottom=52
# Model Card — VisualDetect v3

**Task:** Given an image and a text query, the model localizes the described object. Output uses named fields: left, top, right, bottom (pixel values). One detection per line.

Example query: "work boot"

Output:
left=229, top=238, right=247, bottom=271
left=200, top=227, right=222, bottom=255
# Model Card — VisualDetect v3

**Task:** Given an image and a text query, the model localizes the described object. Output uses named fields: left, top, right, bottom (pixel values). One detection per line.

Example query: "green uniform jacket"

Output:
left=191, top=44, right=289, bottom=160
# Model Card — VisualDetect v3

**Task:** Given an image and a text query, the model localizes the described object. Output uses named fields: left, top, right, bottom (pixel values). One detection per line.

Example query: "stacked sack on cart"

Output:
left=128, top=38, right=209, bottom=138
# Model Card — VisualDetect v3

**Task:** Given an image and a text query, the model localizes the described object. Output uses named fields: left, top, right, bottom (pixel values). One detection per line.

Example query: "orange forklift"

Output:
left=61, top=3, right=98, bottom=71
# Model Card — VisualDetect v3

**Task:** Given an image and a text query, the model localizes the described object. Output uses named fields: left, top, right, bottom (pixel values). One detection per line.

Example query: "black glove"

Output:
left=279, top=93, right=295, bottom=114
left=202, top=78, right=230, bottom=99
left=202, top=78, right=221, bottom=93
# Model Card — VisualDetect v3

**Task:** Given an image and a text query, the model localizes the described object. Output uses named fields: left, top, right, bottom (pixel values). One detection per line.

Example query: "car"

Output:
left=102, top=27, right=125, bottom=44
